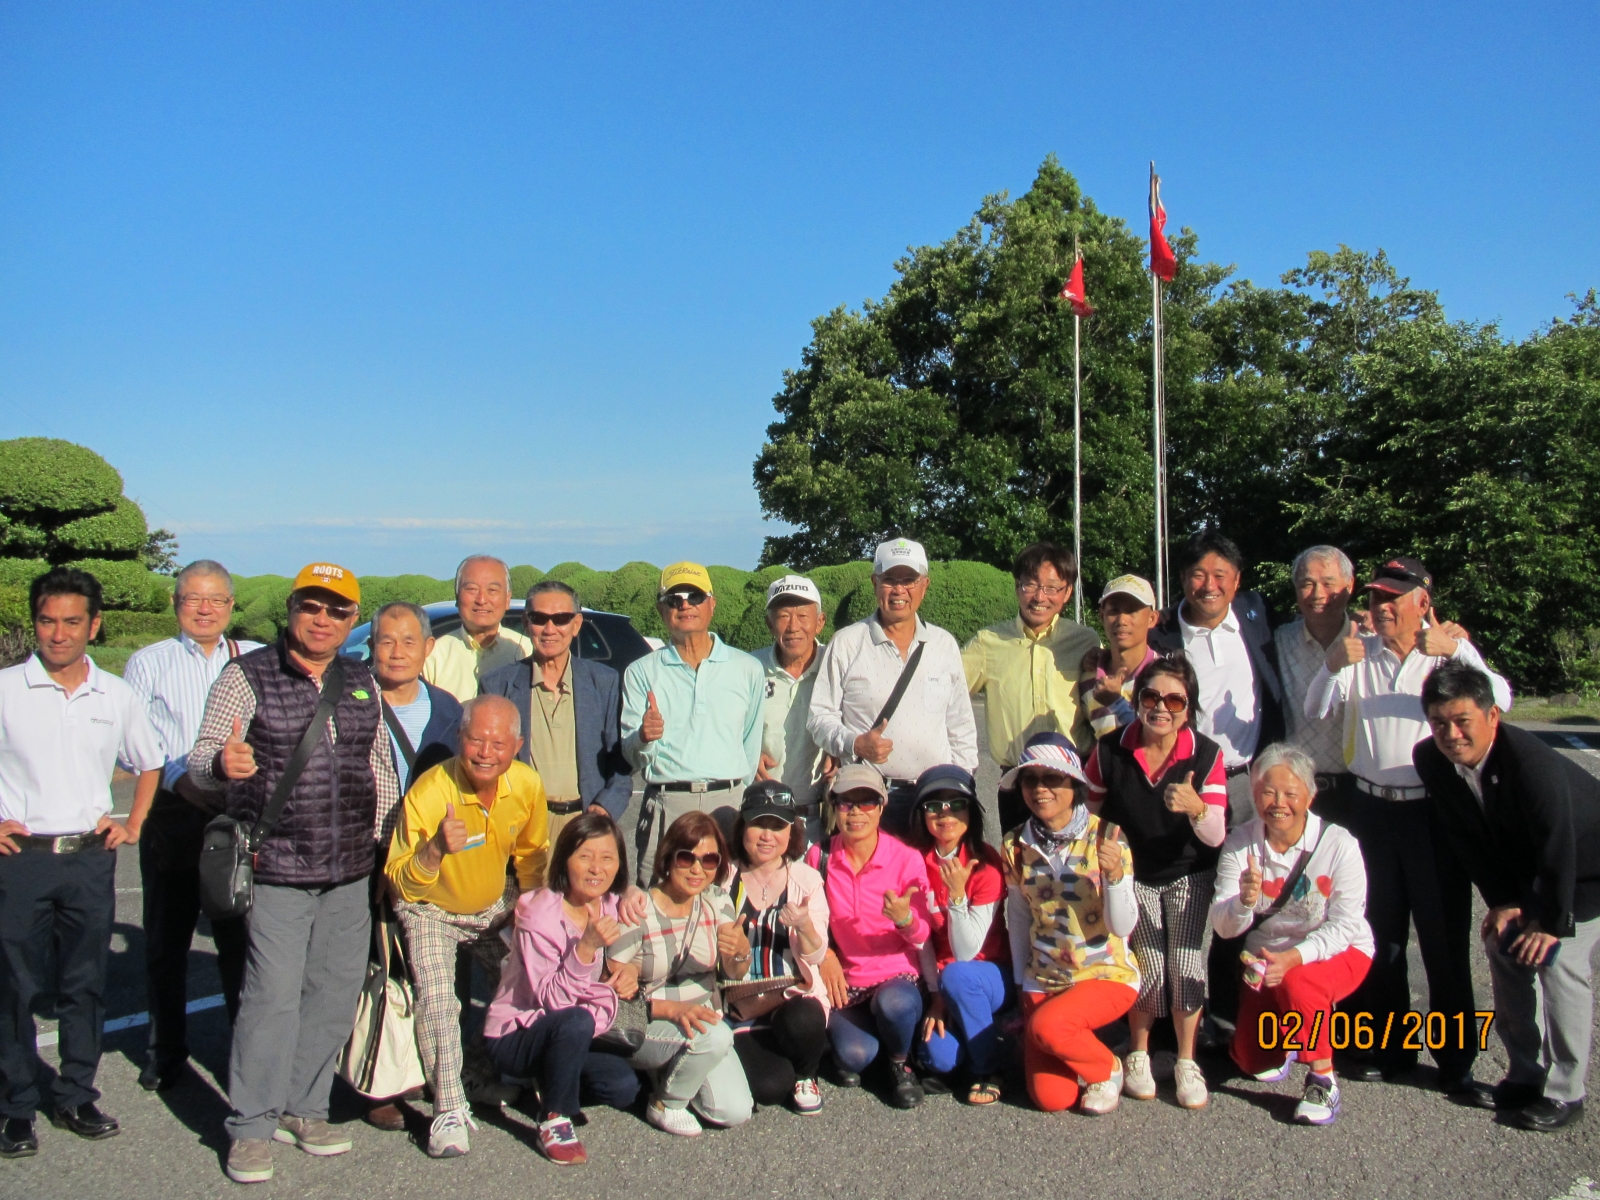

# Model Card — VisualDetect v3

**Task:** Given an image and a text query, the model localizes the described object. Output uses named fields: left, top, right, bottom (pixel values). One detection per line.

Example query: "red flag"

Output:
left=1060, top=255, right=1094, bottom=317
left=1149, top=164, right=1177, bottom=282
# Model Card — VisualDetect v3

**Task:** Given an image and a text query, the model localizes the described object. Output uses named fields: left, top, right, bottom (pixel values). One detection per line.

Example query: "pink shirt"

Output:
left=484, top=888, right=621, bottom=1041
left=805, top=831, right=931, bottom=988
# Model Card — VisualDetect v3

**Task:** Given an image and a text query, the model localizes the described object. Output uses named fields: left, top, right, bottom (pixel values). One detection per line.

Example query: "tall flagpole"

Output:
left=1072, top=233, right=1083, bottom=626
left=1149, top=163, right=1170, bottom=609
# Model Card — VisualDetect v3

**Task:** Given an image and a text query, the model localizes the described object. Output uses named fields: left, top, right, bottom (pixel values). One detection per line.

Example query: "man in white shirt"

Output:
left=124, top=560, right=263, bottom=1093
left=807, top=538, right=978, bottom=838
left=753, top=575, right=829, bottom=845
left=0, top=567, right=164, bottom=1158
left=422, top=556, right=533, bottom=702
left=1304, top=555, right=1512, bottom=1094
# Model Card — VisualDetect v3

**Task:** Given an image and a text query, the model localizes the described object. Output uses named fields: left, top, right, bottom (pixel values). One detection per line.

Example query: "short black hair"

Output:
left=30, top=565, right=103, bottom=621
left=730, top=815, right=806, bottom=867
left=1012, top=541, right=1078, bottom=589
left=1176, top=529, right=1245, bottom=578
left=908, top=792, right=987, bottom=857
left=1134, top=652, right=1204, bottom=719
left=527, top=579, right=579, bottom=608
left=546, top=812, right=630, bottom=896
left=1422, top=662, right=1499, bottom=715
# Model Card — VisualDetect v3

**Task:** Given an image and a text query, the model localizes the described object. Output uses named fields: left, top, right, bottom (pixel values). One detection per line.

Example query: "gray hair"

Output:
left=371, top=600, right=432, bottom=640
left=527, top=579, right=579, bottom=609
left=1291, top=545, right=1354, bottom=587
left=174, top=559, right=234, bottom=597
left=460, top=693, right=522, bottom=739
left=454, top=555, right=511, bottom=593
left=1249, top=743, right=1319, bottom=796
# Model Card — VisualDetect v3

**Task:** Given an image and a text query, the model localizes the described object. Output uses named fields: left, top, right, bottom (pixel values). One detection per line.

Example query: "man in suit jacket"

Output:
left=1150, top=530, right=1284, bottom=827
left=479, top=580, right=631, bottom=842
left=1416, top=662, right=1600, bottom=1132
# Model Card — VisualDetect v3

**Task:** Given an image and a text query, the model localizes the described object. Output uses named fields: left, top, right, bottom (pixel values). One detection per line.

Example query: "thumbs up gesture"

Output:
left=717, top=916, right=752, bottom=963
left=1163, top=770, right=1205, bottom=819
left=640, top=691, right=665, bottom=744
left=1414, top=606, right=1460, bottom=658
left=432, top=802, right=469, bottom=857
left=1095, top=822, right=1125, bottom=884
left=938, top=854, right=976, bottom=905
left=779, top=893, right=813, bottom=934
left=854, top=718, right=894, bottom=765
left=1239, top=852, right=1264, bottom=908
left=1326, top=633, right=1367, bottom=672
left=221, top=716, right=258, bottom=780
left=578, top=898, right=622, bottom=956
left=881, top=884, right=919, bottom=928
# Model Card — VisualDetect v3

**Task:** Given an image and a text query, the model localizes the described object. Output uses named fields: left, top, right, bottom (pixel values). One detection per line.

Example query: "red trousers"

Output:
left=1232, top=946, right=1371, bottom=1072
left=1022, top=981, right=1139, bottom=1112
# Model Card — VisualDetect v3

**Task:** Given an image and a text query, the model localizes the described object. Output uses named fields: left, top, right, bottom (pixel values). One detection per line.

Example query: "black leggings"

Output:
left=733, top=996, right=828, bottom=1106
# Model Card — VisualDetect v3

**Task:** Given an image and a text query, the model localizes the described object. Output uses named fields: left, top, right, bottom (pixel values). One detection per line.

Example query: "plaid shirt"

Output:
left=608, top=885, right=739, bottom=1008
left=1274, top=617, right=1354, bottom=776
left=188, top=659, right=403, bottom=845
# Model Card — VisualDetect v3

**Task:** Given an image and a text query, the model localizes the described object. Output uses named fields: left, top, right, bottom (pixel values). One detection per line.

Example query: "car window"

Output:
left=576, top=620, right=611, bottom=661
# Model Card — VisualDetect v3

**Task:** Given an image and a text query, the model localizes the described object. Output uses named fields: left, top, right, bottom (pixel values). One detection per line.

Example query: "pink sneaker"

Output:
left=536, top=1116, right=587, bottom=1165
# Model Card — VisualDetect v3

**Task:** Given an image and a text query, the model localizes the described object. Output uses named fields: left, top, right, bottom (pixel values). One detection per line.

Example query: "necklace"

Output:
left=744, top=863, right=788, bottom=908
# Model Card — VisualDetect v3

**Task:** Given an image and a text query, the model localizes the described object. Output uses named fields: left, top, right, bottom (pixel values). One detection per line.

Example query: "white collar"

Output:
left=1179, top=605, right=1238, bottom=637
left=23, top=653, right=105, bottom=696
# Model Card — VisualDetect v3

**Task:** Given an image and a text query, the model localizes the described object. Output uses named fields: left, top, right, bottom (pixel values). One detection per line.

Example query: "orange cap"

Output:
left=291, top=562, right=360, bottom=605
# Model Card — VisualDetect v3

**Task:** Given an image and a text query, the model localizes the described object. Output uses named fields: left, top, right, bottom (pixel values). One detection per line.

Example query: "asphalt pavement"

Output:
left=5, top=718, right=1600, bottom=1200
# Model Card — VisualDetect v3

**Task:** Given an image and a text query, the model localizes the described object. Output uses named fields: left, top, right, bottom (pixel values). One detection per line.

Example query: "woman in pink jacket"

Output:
left=483, top=814, right=642, bottom=1166
left=725, top=782, right=832, bottom=1114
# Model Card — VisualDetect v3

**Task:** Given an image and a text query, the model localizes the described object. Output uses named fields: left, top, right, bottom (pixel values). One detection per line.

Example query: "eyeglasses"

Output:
left=921, top=798, right=970, bottom=816
left=662, top=590, right=709, bottom=610
left=834, top=795, right=884, bottom=812
left=1017, top=581, right=1069, bottom=597
left=527, top=610, right=578, bottom=627
left=1138, top=688, right=1189, bottom=713
left=1018, top=770, right=1073, bottom=791
left=876, top=578, right=920, bottom=593
left=292, top=597, right=358, bottom=621
left=671, top=849, right=722, bottom=872
left=177, top=595, right=233, bottom=611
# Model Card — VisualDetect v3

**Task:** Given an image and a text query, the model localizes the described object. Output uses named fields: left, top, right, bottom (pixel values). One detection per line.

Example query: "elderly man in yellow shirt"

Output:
left=422, top=555, right=534, bottom=702
left=386, top=693, right=549, bottom=1159
left=962, top=541, right=1100, bottom=834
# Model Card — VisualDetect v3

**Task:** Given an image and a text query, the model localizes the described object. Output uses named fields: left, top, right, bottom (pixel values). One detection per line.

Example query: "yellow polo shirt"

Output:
left=962, top=614, right=1101, bottom=766
left=422, top=624, right=534, bottom=702
left=386, top=758, right=550, bottom=913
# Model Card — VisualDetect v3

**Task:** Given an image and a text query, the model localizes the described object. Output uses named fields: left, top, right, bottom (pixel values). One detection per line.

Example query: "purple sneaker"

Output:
left=1294, top=1073, right=1341, bottom=1125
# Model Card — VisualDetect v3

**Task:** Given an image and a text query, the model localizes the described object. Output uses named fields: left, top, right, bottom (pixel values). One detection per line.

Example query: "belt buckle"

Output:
left=49, top=835, right=72, bottom=854
left=1379, top=785, right=1397, bottom=801
left=689, top=780, right=708, bottom=794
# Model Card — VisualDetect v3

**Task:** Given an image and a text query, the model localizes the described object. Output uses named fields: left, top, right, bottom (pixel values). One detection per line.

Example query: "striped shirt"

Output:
left=124, top=633, right=264, bottom=789
left=608, top=885, right=739, bottom=1008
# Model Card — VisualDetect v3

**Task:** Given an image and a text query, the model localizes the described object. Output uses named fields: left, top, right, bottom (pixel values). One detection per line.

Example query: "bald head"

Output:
left=460, top=693, right=521, bottom=739
left=457, top=694, right=524, bottom=792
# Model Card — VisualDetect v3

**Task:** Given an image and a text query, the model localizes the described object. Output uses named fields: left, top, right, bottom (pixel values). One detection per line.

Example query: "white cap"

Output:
left=765, top=574, right=823, bottom=608
left=872, top=537, right=929, bottom=577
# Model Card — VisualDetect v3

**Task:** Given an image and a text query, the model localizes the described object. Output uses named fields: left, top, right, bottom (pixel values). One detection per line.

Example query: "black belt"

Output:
left=14, top=830, right=108, bottom=854
left=1314, top=772, right=1350, bottom=792
left=1355, top=777, right=1428, bottom=801
left=651, top=779, right=742, bottom=793
left=546, top=798, right=586, bottom=815
left=1225, top=763, right=1251, bottom=777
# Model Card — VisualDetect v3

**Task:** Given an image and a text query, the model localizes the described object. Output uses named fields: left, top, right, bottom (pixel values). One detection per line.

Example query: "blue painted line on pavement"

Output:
left=35, top=993, right=225, bottom=1048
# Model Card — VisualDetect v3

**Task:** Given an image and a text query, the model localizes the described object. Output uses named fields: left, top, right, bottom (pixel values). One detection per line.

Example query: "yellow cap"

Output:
left=291, top=562, right=361, bottom=605
left=659, top=561, right=714, bottom=596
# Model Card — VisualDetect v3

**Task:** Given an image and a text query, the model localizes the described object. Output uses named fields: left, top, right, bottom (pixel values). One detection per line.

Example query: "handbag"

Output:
left=198, top=656, right=347, bottom=919
left=723, top=976, right=798, bottom=1022
left=338, top=911, right=427, bottom=1099
left=593, top=895, right=703, bottom=1054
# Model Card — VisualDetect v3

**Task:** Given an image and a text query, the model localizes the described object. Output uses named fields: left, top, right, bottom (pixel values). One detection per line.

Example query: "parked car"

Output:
left=341, top=601, right=652, bottom=677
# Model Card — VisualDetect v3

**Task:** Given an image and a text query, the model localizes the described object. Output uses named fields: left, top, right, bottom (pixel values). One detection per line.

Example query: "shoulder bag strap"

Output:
left=247, top=656, right=346, bottom=853
left=1248, top=824, right=1322, bottom=932
left=870, top=640, right=926, bottom=733
left=644, top=895, right=706, bottom=996
left=381, top=700, right=418, bottom=772
left=227, top=638, right=240, bottom=660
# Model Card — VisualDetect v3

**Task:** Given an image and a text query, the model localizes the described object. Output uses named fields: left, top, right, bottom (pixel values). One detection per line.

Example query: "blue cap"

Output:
left=913, top=764, right=977, bottom=804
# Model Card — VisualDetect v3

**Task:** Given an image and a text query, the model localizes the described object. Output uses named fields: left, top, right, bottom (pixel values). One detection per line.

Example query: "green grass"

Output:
left=1508, top=694, right=1600, bottom=724
left=88, top=645, right=133, bottom=676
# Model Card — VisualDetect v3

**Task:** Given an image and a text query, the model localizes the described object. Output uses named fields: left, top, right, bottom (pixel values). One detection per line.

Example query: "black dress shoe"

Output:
left=827, top=1060, right=861, bottom=1089
left=138, top=1059, right=187, bottom=1092
left=48, top=1103, right=120, bottom=1140
left=1440, top=1076, right=1496, bottom=1109
left=889, top=1060, right=925, bottom=1109
left=1492, top=1080, right=1544, bottom=1111
left=1336, top=1056, right=1387, bottom=1084
left=1516, top=1097, right=1585, bottom=1132
left=0, top=1118, right=37, bottom=1159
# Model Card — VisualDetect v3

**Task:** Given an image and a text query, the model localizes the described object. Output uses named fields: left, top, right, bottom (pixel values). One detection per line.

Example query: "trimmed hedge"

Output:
left=0, top=583, right=27, bottom=634
left=0, top=438, right=123, bottom=515
left=53, top=495, right=149, bottom=557
left=100, top=610, right=180, bottom=646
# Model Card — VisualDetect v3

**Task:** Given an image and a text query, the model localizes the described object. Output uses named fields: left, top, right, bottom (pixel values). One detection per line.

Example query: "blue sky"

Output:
left=2, top=2, right=1595, bottom=578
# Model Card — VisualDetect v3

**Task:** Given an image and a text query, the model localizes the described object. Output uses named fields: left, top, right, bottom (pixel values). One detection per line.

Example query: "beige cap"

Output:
left=1100, top=573, right=1156, bottom=609
left=830, top=763, right=888, bottom=799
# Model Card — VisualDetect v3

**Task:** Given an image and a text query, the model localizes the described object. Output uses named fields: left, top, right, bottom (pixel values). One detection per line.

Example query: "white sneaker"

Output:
left=1121, top=1050, right=1157, bottom=1100
left=1252, top=1059, right=1294, bottom=1083
left=792, top=1078, right=824, bottom=1114
left=1174, top=1058, right=1209, bottom=1109
left=646, top=1100, right=702, bottom=1137
left=427, top=1107, right=476, bottom=1159
left=1294, top=1074, right=1341, bottom=1126
left=1080, top=1065, right=1123, bottom=1115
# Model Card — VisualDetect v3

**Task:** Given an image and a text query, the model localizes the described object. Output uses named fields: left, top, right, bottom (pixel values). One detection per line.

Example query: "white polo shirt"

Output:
left=1179, top=607, right=1261, bottom=769
left=0, top=654, right=165, bottom=836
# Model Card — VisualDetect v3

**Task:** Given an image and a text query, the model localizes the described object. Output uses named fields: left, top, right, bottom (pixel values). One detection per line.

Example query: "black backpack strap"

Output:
left=381, top=699, right=418, bottom=773
left=817, top=841, right=830, bottom=885
left=1248, top=823, right=1322, bottom=932
left=247, top=656, right=346, bottom=853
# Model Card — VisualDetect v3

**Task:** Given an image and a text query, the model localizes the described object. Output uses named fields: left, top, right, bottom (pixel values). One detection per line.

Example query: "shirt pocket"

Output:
left=920, top=670, right=952, bottom=713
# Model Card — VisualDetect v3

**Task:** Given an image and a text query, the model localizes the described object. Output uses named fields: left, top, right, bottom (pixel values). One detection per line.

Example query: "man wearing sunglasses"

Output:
left=189, top=562, right=401, bottom=1183
left=622, top=562, right=765, bottom=886
left=480, top=580, right=632, bottom=841
left=809, top=538, right=978, bottom=839
left=422, top=556, right=533, bottom=703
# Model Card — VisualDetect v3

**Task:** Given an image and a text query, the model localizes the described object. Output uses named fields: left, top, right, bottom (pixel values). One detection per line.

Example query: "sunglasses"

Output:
left=1138, top=688, right=1189, bottom=713
left=834, top=795, right=884, bottom=812
left=292, top=597, right=357, bottom=621
left=671, top=849, right=722, bottom=872
left=662, top=589, right=709, bottom=610
left=921, top=798, right=970, bottom=816
left=1018, top=770, right=1073, bottom=790
left=527, top=610, right=578, bottom=627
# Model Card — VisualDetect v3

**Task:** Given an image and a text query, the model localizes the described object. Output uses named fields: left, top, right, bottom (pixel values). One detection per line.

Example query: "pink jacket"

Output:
left=484, top=888, right=621, bottom=1041
left=726, top=859, right=833, bottom=1013
left=805, top=832, right=931, bottom=989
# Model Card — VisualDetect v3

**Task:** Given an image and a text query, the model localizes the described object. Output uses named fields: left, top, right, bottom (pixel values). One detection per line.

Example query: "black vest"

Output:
left=229, top=641, right=381, bottom=888
left=1095, top=729, right=1225, bottom=887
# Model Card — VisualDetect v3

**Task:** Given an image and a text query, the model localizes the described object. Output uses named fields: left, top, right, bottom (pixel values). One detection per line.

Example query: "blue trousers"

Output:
left=917, top=959, right=1011, bottom=1077
left=827, top=977, right=922, bottom=1072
